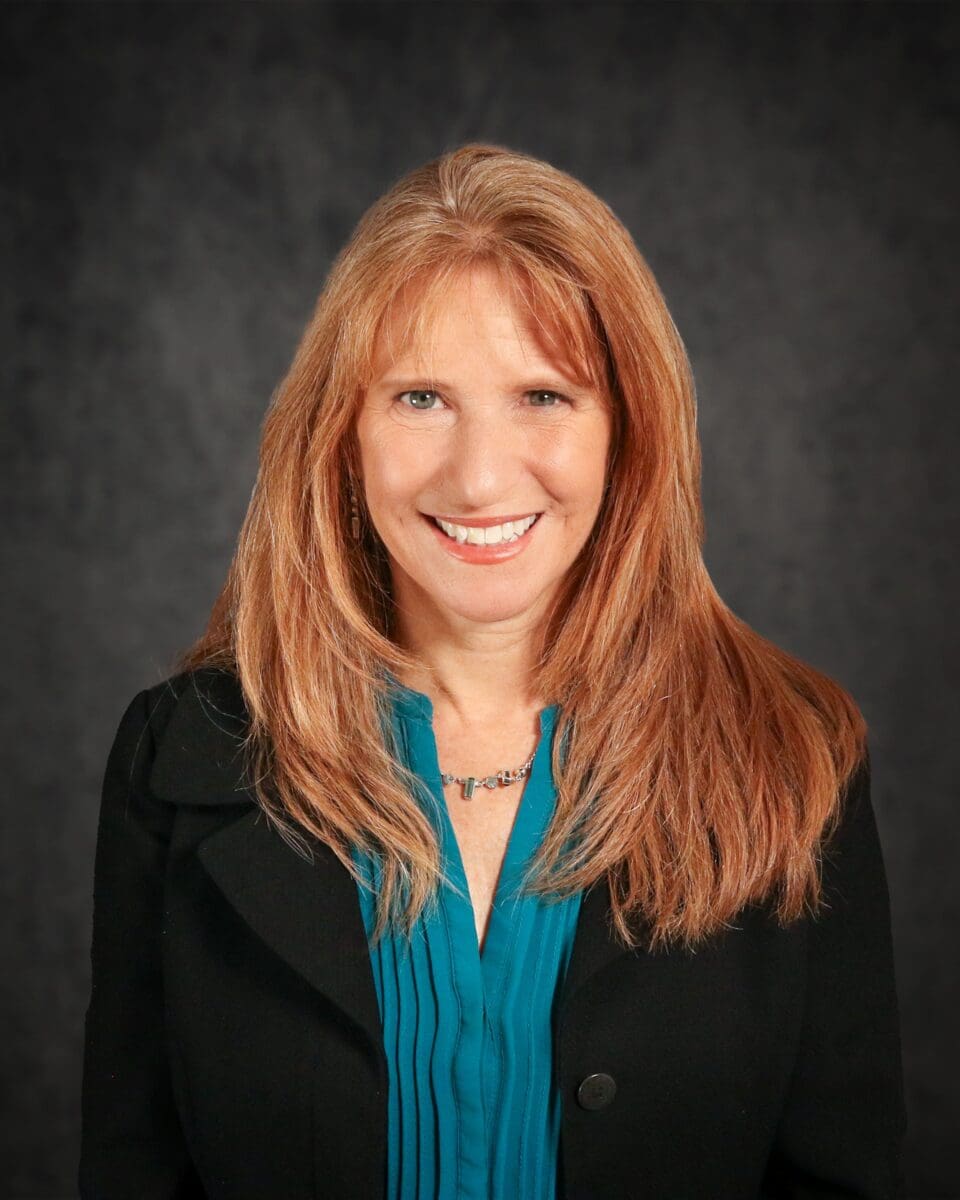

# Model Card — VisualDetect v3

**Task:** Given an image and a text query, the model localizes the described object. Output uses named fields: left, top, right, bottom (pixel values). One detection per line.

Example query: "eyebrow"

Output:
left=376, top=375, right=589, bottom=394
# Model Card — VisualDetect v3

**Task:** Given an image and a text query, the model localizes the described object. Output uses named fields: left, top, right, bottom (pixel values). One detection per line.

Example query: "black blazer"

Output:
left=79, top=667, right=908, bottom=1199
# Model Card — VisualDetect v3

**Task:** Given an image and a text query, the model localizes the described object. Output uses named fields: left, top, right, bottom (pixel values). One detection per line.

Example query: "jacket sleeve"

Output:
left=762, top=748, right=909, bottom=1198
left=79, top=687, right=207, bottom=1198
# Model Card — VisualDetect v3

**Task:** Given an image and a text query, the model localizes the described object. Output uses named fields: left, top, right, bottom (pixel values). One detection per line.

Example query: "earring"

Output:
left=349, top=477, right=361, bottom=541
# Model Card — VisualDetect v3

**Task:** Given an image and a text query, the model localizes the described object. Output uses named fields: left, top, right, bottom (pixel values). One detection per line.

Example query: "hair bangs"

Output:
left=361, top=251, right=612, bottom=406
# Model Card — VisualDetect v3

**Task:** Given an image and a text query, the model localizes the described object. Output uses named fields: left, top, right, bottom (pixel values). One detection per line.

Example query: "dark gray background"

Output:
left=3, top=2, right=957, bottom=1196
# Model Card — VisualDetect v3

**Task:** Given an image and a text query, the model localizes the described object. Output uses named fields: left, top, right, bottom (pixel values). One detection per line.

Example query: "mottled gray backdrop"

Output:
left=2, top=2, right=957, bottom=1196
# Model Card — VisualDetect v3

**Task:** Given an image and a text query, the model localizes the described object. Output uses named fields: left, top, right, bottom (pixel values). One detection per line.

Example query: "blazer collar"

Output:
left=149, top=669, right=632, bottom=1058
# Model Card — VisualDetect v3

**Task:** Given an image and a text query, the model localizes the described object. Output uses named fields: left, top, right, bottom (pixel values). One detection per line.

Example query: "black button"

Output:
left=576, top=1072, right=617, bottom=1110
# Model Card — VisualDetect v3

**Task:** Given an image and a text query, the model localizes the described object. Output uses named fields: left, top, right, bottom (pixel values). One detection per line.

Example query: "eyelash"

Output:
left=395, top=389, right=570, bottom=411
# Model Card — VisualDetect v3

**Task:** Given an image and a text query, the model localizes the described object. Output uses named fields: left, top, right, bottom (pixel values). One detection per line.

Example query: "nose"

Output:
left=440, top=410, right=525, bottom=509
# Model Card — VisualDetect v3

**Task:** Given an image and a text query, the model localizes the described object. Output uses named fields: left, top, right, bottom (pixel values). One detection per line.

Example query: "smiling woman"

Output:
left=80, top=143, right=907, bottom=1200
left=355, top=261, right=613, bottom=623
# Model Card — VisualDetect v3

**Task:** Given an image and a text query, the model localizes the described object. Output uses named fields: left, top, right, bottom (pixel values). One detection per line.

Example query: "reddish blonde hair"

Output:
left=173, top=142, right=867, bottom=953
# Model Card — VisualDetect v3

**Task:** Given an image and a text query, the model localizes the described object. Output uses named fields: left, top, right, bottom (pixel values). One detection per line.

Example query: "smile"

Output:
left=431, top=513, right=541, bottom=545
left=420, top=511, right=543, bottom=564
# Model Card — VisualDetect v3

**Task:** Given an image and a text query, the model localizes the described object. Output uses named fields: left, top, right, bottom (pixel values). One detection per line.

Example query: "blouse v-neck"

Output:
left=349, top=672, right=584, bottom=1200
left=396, top=679, right=558, bottom=982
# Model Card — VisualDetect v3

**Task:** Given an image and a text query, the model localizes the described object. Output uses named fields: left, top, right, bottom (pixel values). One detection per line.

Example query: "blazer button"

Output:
left=576, top=1072, right=617, bottom=1110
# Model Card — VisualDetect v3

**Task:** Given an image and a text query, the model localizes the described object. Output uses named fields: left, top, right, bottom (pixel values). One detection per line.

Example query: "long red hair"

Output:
left=172, top=142, right=867, bottom=953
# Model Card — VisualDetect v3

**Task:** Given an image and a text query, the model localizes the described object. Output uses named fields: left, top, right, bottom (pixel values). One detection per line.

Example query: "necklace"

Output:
left=440, top=749, right=537, bottom=800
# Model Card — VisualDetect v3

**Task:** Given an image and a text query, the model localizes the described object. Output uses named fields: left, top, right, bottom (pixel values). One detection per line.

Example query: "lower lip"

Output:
left=422, top=513, right=542, bottom=563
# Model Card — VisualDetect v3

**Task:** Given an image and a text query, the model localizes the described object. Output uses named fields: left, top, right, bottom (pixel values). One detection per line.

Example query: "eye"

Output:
left=394, top=387, right=571, bottom=411
left=396, top=389, right=444, bottom=411
left=527, top=389, right=569, bottom=407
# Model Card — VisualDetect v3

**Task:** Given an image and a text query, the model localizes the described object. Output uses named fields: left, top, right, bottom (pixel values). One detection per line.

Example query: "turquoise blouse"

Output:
left=350, top=673, right=584, bottom=1200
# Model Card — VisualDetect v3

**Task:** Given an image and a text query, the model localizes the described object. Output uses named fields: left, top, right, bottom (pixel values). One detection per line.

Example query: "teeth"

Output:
left=434, top=513, right=539, bottom=545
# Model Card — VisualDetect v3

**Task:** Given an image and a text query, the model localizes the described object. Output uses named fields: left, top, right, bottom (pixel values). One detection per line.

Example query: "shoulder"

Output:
left=131, top=667, right=256, bottom=807
left=140, top=666, right=247, bottom=739
left=813, top=746, right=893, bottom=930
left=821, top=748, right=874, bottom=871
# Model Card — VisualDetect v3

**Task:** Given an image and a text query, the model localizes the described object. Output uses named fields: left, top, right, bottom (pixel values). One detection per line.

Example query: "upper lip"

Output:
left=426, top=512, right=541, bottom=527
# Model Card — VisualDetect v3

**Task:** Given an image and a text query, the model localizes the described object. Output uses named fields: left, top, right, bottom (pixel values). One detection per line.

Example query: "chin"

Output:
left=430, top=581, right=549, bottom=625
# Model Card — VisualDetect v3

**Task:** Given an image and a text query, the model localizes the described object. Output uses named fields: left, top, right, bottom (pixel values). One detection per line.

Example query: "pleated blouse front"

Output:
left=350, top=674, right=584, bottom=1200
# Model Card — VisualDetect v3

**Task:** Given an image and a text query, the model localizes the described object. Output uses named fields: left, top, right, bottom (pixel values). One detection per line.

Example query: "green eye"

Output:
left=395, top=388, right=570, bottom=411
left=397, top=390, right=442, bottom=410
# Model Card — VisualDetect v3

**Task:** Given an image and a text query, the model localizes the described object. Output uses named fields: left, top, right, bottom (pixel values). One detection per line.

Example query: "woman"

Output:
left=79, top=143, right=907, bottom=1199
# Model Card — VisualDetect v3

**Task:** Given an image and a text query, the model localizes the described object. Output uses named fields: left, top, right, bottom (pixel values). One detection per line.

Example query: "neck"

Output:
left=392, top=610, right=545, bottom=730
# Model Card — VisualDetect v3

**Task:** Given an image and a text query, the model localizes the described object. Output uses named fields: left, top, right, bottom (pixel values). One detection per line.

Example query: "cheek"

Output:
left=540, top=423, right=610, bottom=501
left=364, top=440, right=427, bottom=507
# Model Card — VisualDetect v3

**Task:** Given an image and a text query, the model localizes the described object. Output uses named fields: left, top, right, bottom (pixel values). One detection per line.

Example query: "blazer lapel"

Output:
left=148, top=668, right=631, bottom=1061
left=195, top=804, right=385, bottom=1061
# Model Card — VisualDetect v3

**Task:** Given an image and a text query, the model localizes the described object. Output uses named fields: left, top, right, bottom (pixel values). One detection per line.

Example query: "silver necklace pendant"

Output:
left=441, top=750, right=537, bottom=800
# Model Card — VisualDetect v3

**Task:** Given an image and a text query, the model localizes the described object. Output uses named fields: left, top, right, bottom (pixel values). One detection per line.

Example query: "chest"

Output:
left=442, top=783, right=526, bottom=951
left=434, top=723, right=537, bottom=954
left=181, top=803, right=803, bottom=1200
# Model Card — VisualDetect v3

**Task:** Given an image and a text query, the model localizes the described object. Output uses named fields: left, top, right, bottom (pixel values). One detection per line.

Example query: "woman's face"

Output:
left=355, top=264, right=613, bottom=633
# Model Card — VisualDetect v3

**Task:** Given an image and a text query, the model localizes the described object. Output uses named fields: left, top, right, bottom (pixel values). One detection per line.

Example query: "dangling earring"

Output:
left=349, top=476, right=361, bottom=541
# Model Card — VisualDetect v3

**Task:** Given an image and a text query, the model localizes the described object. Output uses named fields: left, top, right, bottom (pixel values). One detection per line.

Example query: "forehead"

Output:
left=365, top=263, right=604, bottom=390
